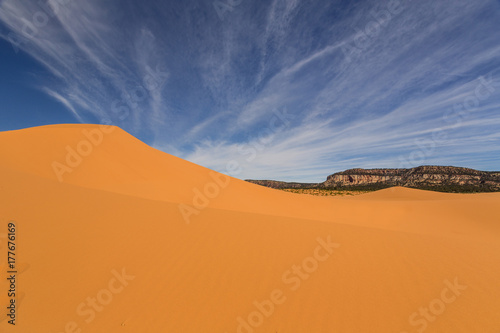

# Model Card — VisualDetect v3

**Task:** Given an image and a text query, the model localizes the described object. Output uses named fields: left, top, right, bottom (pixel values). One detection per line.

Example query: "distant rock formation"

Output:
left=244, top=179, right=317, bottom=189
left=246, top=166, right=500, bottom=192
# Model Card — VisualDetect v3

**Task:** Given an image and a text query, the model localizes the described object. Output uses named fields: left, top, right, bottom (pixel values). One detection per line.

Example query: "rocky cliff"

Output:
left=246, top=166, right=500, bottom=192
left=243, top=180, right=317, bottom=189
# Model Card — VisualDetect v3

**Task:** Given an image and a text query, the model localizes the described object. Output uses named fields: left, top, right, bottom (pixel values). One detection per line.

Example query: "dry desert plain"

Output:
left=1, top=124, right=500, bottom=333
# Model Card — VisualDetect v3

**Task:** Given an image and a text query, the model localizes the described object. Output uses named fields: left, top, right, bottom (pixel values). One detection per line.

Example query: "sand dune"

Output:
left=1, top=124, right=499, bottom=333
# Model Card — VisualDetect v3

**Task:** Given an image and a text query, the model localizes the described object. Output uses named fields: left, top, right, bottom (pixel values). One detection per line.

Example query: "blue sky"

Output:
left=0, top=0, right=499, bottom=182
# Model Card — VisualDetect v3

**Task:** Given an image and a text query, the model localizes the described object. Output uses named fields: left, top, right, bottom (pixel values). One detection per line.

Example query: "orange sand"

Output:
left=1, top=124, right=499, bottom=332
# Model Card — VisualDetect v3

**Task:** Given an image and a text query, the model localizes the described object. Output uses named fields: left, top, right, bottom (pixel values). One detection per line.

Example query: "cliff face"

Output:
left=246, top=166, right=500, bottom=192
left=324, top=166, right=498, bottom=187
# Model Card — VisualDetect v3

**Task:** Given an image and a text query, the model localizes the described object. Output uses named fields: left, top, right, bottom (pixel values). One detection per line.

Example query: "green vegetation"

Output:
left=407, top=184, right=500, bottom=193
left=283, top=183, right=499, bottom=195
left=281, top=188, right=371, bottom=196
